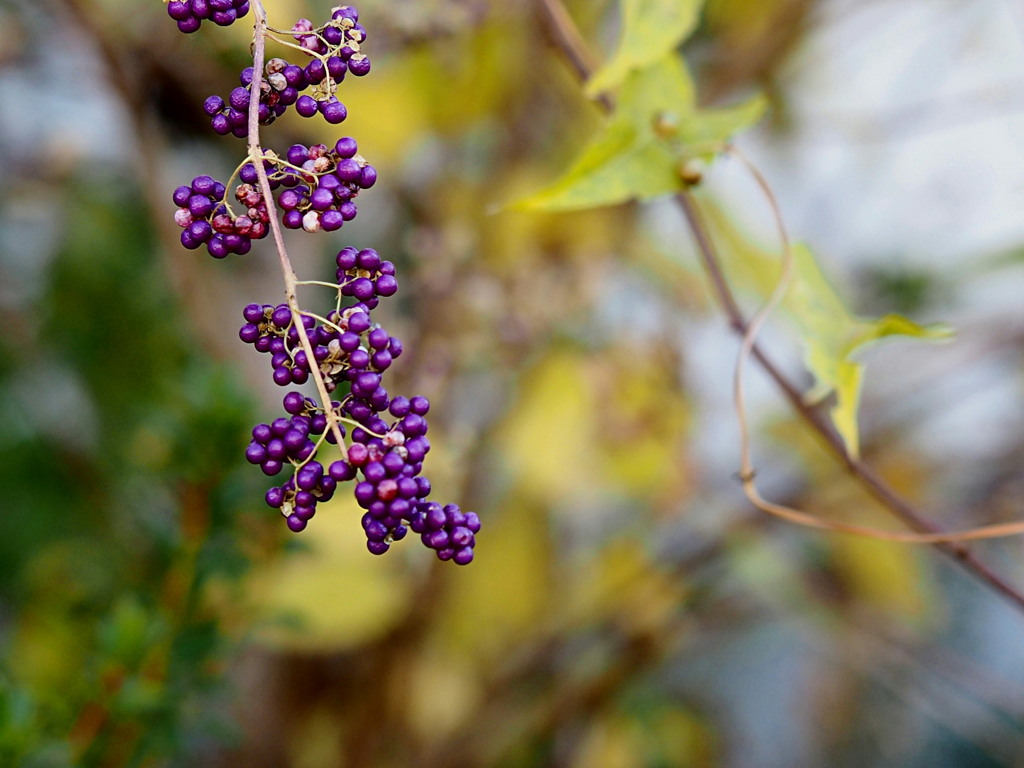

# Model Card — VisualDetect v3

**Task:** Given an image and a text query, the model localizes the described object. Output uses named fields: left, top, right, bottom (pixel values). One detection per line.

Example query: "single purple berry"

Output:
left=310, top=187, right=335, bottom=211
left=335, top=158, right=362, bottom=182
left=283, top=64, right=306, bottom=87
left=320, top=99, right=347, bottom=124
left=305, top=59, right=326, bottom=84
left=296, top=95, right=318, bottom=118
left=366, top=540, right=389, bottom=555
left=367, top=328, right=389, bottom=349
left=375, top=275, right=397, bottom=297
left=321, top=210, right=344, bottom=231
left=265, top=486, right=284, bottom=508
left=167, top=1, right=191, bottom=20
left=272, top=306, right=292, bottom=327
left=323, top=25, right=343, bottom=46
left=335, top=139, right=358, bottom=160
left=279, top=86, right=299, bottom=106
left=283, top=391, right=305, bottom=415
left=191, top=175, right=216, bottom=195
left=239, top=323, right=260, bottom=343
left=327, top=56, right=347, bottom=80
left=349, top=55, right=371, bottom=77
left=287, top=144, right=309, bottom=165
left=356, top=248, right=380, bottom=271
left=336, top=247, right=358, bottom=270
left=172, top=186, right=192, bottom=206
left=245, top=442, right=267, bottom=464
left=211, top=114, right=231, bottom=135
left=188, top=220, right=213, bottom=243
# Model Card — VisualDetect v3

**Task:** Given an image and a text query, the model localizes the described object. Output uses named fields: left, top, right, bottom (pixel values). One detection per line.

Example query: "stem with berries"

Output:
left=166, top=1, right=480, bottom=563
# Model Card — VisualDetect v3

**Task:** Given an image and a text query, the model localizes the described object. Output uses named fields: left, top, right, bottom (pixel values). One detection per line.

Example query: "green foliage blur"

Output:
left=3, top=0, right=1024, bottom=766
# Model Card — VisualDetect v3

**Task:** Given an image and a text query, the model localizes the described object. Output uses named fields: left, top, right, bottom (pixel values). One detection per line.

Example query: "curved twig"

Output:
left=534, top=0, right=1024, bottom=614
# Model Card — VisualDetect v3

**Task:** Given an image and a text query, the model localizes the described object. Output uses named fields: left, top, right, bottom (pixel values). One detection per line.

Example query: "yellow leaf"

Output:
left=586, top=0, right=705, bottom=96
left=785, top=244, right=952, bottom=457
left=247, top=496, right=413, bottom=653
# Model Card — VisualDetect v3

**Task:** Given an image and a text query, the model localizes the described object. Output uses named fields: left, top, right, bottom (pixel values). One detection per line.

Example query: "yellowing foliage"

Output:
left=246, top=497, right=413, bottom=652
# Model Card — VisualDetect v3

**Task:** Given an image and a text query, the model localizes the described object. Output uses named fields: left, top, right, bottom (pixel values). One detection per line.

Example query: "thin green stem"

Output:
left=299, top=310, right=345, bottom=336
left=296, top=279, right=344, bottom=290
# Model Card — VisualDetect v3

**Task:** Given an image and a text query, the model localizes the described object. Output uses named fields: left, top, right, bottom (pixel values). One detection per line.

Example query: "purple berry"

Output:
left=320, top=98, right=347, bottom=124
left=296, top=95, right=318, bottom=118
left=349, top=55, right=371, bottom=76
left=335, top=137, right=358, bottom=158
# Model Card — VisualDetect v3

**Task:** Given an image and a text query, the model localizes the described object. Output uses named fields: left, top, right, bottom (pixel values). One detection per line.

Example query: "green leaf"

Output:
left=515, top=55, right=765, bottom=211
left=585, top=0, right=705, bottom=97
left=514, top=122, right=682, bottom=211
left=785, top=245, right=953, bottom=458
left=678, top=94, right=767, bottom=148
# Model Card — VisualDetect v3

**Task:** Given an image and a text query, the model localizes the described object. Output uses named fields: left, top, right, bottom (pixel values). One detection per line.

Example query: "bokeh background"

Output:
left=3, top=0, right=1024, bottom=765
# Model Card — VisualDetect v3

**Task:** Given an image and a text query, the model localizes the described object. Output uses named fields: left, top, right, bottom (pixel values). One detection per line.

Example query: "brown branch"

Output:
left=247, top=0, right=346, bottom=449
left=533, top=0, right=1024, bottom=615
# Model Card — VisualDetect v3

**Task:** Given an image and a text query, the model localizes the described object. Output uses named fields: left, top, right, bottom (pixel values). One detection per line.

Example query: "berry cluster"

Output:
left=238, top=268, right=398, bottom=389
left=172, top=139, right=376, bottom=256
left=202, top=7, right=370, bottom=139
left=250, top=393, right=344, bottom=531
left=169, top=3, right=479, bottom=563
left=172, top=172, right=272, bottom=257
left=292, top=8, right=371, bottom=76
left=166, top=0, right=250, bottom=33
left=335, top=245, right=396, bottom=310
left=408, top=502, right=481, bottom=565
left=246, top=394, right=335, bottom=477
left=173, top=174, right=270, bottom=257
left=278, top=140, right=376, bottom=233
left=239, top=285, right=478, bottom=563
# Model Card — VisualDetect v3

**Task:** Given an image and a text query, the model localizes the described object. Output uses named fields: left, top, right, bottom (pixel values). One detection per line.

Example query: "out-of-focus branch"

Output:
left=533, top=0, right=1024, bottom=615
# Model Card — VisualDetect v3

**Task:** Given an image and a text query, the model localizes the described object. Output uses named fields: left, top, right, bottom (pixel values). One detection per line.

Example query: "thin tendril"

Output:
left=728, top=144, right=1024, bottom=544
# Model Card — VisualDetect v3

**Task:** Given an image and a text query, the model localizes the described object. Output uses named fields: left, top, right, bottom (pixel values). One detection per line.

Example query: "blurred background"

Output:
left=3, top=0, right=1024, bottom=765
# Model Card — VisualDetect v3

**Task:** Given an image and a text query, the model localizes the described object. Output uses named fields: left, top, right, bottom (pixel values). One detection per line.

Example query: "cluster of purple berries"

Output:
left=238, top=303, right=314, bottom=386
left=173, top=174, right=270, bottom=257
left=238, top=275, right=478, bottom=561
left=345, top=399, right=478, bottom=564
left=247, top=393, right=337, bottom=477
left=201, top=7, right=370, bottom=139
left=278, top=139, right=376, bottom=233
left=335, top=245, right=397, bottom=310
left=238, top=267, right=399, bottom=390
left=292, top=7, right=371, bottom=75
left=165, top=0, right=249, bottom=33
left=250, top=392, right=344, bottom=530
left=172, top=139, right=375, bottom=255
left=169, top=3, right=479, bottom=562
